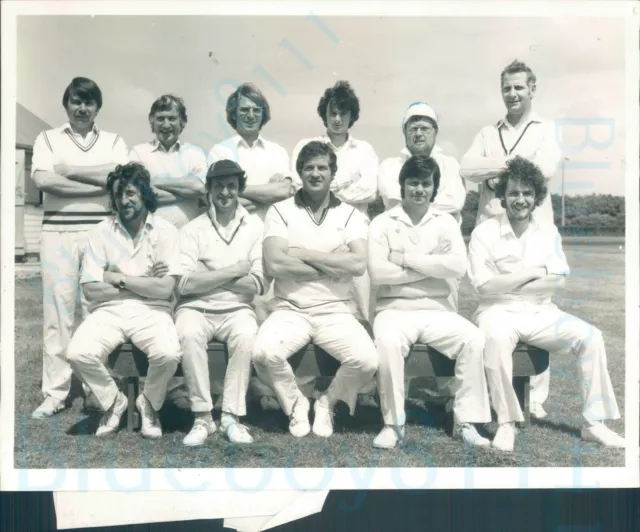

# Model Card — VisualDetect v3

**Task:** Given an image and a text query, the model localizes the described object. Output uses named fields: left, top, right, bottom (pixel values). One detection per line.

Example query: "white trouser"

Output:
left=530, top=366, right=550, bottom=405
left=175, top=307, right=257, bottom=416
left=252, top=310, right=378, bottom=416
left=66, top=304, right=181, bottom=411
left=374, top=309, right=492, bottom=427
left=477, top=306, right=620, bottom=424
left=41, top=231, right=90, bottom=402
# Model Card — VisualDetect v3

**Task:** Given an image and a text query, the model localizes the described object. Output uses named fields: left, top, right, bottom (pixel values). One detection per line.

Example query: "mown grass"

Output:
left=13, top=244, right=626, bottom=469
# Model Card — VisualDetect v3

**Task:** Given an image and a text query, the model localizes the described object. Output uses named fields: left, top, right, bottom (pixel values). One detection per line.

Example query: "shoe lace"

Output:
left=290, top=398, right=308, bottom=425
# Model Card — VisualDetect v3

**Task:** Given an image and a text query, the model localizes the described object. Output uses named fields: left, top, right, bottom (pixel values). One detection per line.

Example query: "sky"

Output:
left=16, top=14, right=628, bottom=196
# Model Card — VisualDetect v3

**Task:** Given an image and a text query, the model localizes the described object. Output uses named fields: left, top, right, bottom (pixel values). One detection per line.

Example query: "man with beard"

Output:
left=31, top=76, right=129, bottom=419
left=467, top=157, right=625, bottom=452
left=65, top=162, right=182, bottom=438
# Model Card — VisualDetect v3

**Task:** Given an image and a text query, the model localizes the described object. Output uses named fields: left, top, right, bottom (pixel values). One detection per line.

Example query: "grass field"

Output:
left=13, top=244, right=626, bottom=469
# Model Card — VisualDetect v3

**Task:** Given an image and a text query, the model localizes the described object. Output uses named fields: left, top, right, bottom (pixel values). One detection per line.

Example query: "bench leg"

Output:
left=126, top=377, right=139, bottom=433
left=513, top=376, right=531, bottom=429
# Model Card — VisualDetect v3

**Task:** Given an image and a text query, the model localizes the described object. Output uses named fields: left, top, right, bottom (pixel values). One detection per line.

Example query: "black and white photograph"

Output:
left=1, top=0, right=638, bottom=494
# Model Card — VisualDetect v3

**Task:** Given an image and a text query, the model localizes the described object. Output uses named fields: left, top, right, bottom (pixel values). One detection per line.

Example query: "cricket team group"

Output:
left=29, top=59, right=626, bottom=453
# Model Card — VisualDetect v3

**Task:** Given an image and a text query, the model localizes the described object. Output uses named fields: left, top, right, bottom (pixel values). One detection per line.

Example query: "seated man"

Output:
left=252, top=141, right=378, bottom=438
left=467, top=156, right=625, bottom=452
left=368, top=155, right=491, bottom=449
left=175, top=160, right=268, bottom=446
left=66, top=162, right=182, bottom=438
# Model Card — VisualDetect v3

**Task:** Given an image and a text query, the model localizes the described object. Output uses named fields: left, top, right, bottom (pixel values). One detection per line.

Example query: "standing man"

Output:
left=31, top=77, right=129, bottom=418
left=129, top=94, right=208, bottom=229
left=460, top=60, right=562, bottom=418
left=252, top=141, right=378, bottom=438
left=369, top=155, right=491, bottom=449
left=130, top=94, right=208, bottom=409
left=290, top=80, right=378, bottom=323
left=208, top=83, right=295, bottom=409
left=467, top=157, right=624, bottom=452
left=175, top=160, right=268, bottom=446
left=65, top=162, right=182, bottom=438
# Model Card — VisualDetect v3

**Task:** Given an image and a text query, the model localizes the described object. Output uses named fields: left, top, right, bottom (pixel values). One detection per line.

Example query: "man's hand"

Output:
left=103, top=271, right=124, bottom=286
left=486, top=176, right=501, bottom=191
left=268, top=173, right=289, bottom=183
left=230, top=260, right=251, bottom=277
left=432, top=240, right=452, bottom=255
left=151, top=261, right=170, bottom=278
left=389, top=251, right=404, bottom=266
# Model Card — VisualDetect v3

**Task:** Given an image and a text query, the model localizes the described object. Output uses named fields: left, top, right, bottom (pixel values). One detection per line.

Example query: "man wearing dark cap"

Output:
left=174, top=160, right=269, bottom=446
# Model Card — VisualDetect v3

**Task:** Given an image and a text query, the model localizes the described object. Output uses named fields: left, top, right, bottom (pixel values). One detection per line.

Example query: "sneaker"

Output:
left=357, top=394, right=379, bottom=408
left=183, top=418, right=217, bottom=447
left=581, top=423, right=625, bottom=448
left=373, top=425, right=405, bottom=449
left=32, top=397, right=66, bottom=419
left=312, top=397, right=334, bottom=438
left=96, top=392, right=128, bottom=437
left=260, top=396, right=281, bottom=412
left=454, top=423, right=490, bottom=447
left=220, top=413, right=254, bottom=444
left=492, top=422, right=516, bottom=452
left=135, top=394, right=162, bottom=440
left=289, top=396, right=311, bottom=438
left=530, top=403, right=547, bottom=420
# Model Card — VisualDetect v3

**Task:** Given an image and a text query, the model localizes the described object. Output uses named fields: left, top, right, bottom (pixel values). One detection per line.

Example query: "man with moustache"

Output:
left=208, top=83, right=295, bottom=409
left=175, top=160, right=268, bottom=446
left=460, top=60, right=562, bottom=419
left=369, top=155, right=491, bottom=449
left=467, top=157, right=624, bottom=452
left=252, top=141, right=378, bottom=439
left=65, top=162, right=182, bottom=438
left=31, top=76, right=129, bottom=419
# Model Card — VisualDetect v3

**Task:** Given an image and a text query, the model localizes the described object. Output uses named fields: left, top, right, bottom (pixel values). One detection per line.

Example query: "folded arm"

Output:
left=476, top=267, right=547, bottom=295
left=241, top=179, right=294, bottom=205
left=516, top=273, right=566, bottom=296
left=288, top=239, right=368, bottom=278
left=402, top=247, right=467, bottom=279
left=179, top=261, right=250, bottom=296
left=82, top=282, right=135, bottom=303
left=152, top=175, right=205, bottom=198
left=32, top=170, right=105, bottom=197
left=263, top=236, right=326, bottom=281
left=103, top=270, right=177, bottom=300
left=57, top=163, right=119, bottom=187
left=459, top=131, right=508, bottom=184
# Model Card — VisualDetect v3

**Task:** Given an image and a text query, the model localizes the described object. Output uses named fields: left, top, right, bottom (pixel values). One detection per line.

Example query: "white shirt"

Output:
left=290, top=134, right=378, bottom=214
left=377, top=145, right=467, bottom=221
left=467, top=212, right=570, bottom=316
left=80, top=213, right=182, bottom=313
left=208, top=134, right=290, bottom=220
left=368, top=205, right=465, bottom=313
left=32, top=123, right=129, bottom=232
left=264, top=191, right=368, bottom=315
left=460, top=112, right=561, bottom=226
left=129, top=139, right=208, bottom=229
left=177, top=204, right=268, bottom=313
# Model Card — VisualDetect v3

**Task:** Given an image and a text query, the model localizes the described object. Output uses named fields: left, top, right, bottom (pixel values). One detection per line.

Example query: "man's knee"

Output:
left=65, top=337, right=101, bottom=365
left=374, top=333, right=404, bottom=364
left=147, top=337, right=182, bottom=365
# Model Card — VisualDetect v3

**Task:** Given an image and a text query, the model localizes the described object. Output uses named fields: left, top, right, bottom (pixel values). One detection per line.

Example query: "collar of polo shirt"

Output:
left=114, top=211, right=156, bottom=232
left=151, top=137, right=181, bottom=153
left=388, top=203, right=438, bottom=227
left=496, top=112, right=543, bottom=130
left=400, top=144, right=444, bottom=160
left=293, top=189, right=342, bottom=209
left=320, top=132, right=357, bottom=150
left=498, top=210, right=543, bottom=237
left=62, top=122, right=100, bottom=135
left=235, top=134, right=265, bottom=149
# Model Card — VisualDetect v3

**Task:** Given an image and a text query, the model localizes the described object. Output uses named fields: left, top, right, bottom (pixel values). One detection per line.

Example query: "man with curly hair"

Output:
left=31, top=76, right=129, bottom=419
left=65, top=162, right=182, bottom=438
left=129, top=94, right=208, bottom=229
left=468, top=157, right=625, bottom=452
left=461, top=59, right=563, bottom=420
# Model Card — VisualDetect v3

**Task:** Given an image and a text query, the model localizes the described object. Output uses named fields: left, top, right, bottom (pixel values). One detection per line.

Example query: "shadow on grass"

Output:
left=531, top=417, right=581, bottom=438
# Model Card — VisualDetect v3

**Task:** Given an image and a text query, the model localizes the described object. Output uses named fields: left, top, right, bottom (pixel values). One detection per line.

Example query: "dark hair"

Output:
left=398, top=155, right=441, bottom=201
left=500, top=59, right=537, bottom=90
left=494, top=156, right=547, bottom=208
left=295, top=141, right=338, bottom=178
left=317, top=80, right=360, bottom=128
left=225, top=83, right=271, bottom=130
left=404, top=114, right=438, bottom=133
left=107, top=162, right=158, bottom=213
left=149, top=94, right=188, bottom=131
left=62, top=77, right=103, bottom=110
left=205, top=168, right=247, bottom=194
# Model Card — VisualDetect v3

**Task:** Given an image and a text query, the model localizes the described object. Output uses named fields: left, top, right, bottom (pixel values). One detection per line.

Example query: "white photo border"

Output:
left=1, top=0, right=638, bottom=492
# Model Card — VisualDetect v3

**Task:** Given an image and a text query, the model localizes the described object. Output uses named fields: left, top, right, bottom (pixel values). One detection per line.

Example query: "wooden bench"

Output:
left=107, top=342, right=549, bottom=432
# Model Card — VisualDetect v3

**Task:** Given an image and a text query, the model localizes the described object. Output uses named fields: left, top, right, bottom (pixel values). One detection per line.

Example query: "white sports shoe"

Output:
left=312, top=397, right=334, bottom=438
left=492, top=422, right=516, bottom=452
left=32, top=397, right=66, bottom=419
left=373, top=425, right=405, bottom=449
left=96, top=392, right=128, bottom=437
left=136, top=394, right=162, bottom=440
left=289, top=396, right=311, bottom=438
left=581, top=423, right=625, bottom=448
left=454, top=423, right=491, bottom=447
left=220, top=413, right=254, bottom=444
left=530, top=403, right=547, bottom=419
left=183, top=418, right=217, bottom=447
